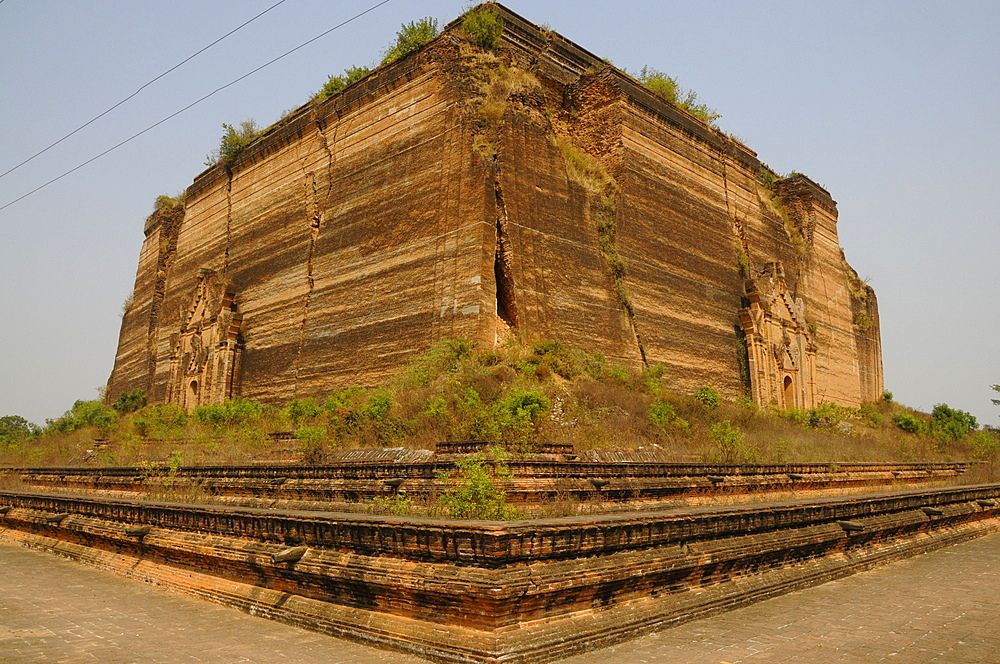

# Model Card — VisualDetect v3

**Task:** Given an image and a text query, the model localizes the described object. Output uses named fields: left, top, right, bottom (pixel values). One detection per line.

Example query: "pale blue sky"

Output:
left=1, top=0, right=997, bottom=427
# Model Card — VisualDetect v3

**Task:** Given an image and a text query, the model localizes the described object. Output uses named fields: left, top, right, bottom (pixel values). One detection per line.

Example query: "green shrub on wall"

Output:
left=462, top=5, right=504, bottom=50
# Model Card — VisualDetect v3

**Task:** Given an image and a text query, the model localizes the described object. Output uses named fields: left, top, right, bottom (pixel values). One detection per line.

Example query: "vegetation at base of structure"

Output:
left=929, top=404, right=977, bottom=442
left=438, top=445, right=521, bottom=520
left=707, top=419, right=759, bottom=463
left=0, top=416, right=40, bottom=449
left=3, top=341, right=994, bottom=484
left=635, top=66, right=720, bottom=126
left=46, top=400, right=117, bottom=435
left=112, top=389, right=147, bottom=415
left=883, top=390, right=894, bottom=403
left=892, top=412, right=923, bottom=434
left=694, top=386, right=721, bottom=410
left=461, top=4, right=504, bottom=50
left=381, top=17, right=439, bottom=65
left=315, top=66, right=371, bottom=100
left=205, top=120, right=260, bottom=167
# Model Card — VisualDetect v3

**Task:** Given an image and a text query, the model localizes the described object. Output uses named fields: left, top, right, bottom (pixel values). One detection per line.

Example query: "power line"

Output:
left=0, top=0, right=290, bottom=181
left=0, top=0, right=394, bottom=213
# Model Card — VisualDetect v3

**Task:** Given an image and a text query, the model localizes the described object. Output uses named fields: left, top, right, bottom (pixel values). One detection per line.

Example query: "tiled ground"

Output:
left=1, top=534, right=998, bottom=663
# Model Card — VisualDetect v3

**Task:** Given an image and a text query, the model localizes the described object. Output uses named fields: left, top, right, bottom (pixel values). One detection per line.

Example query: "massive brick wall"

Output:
left=107, top=4, right=882, bottom=411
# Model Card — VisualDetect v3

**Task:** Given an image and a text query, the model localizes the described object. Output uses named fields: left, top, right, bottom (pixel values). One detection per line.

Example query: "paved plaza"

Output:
left=1, top=534, right=998, bottom=663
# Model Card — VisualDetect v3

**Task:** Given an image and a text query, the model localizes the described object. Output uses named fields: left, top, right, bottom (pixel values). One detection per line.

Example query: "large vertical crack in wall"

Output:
left=292, top=113, right=335, bottom=392
left=550, top=131, right=647, bottom=366
left=492, top=167, right=518, bottom=331
left=223, top=169, right=234, bottom=275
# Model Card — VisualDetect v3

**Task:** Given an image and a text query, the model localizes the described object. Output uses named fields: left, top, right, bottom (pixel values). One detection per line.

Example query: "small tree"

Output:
left=930, top=403, right=977, bottom=441
left=462, top=5, right=504, bottom=50
left=381, top=17, right=439, bottom=64
left=0, top=415, right=40, bottom=447
left=205, top=120, right=260, bottom=166
left=316, top=66, right=371, bottom=100
left=693, top=386, right=721, bottom=410
left=112, top=389, right=147, bottom=414
left=438, top=446, right=519, bottom=520
left=636, top=66, right=720, bottom=126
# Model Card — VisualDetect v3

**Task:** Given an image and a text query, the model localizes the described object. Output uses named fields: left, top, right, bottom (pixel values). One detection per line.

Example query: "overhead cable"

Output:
left=0, top=0, right=394, bottom=213
left=0, top=0, right=291, bottom=181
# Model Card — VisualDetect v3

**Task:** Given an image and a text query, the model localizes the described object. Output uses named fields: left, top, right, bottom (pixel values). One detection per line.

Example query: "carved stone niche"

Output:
left=738, top=262, right=816, bottom=410
left=167, top=270, right=243, bottom=409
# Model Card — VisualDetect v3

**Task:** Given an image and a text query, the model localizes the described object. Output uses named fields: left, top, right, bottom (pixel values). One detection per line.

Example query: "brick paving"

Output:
left=1, top=534, right=999, bottom=663
left=561, top=532, right=1000, bottom=664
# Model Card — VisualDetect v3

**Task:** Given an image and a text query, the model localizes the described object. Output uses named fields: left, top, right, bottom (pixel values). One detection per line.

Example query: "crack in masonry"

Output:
left=720, top=153, right=752, bottom=277
left=293, top=112, right=334, bottom=391
left=223, top=167, right=234, bottom=275
left=492, top=163, right=518, bottom=331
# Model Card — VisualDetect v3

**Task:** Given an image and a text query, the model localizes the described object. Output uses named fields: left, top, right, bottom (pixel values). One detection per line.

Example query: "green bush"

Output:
left=369, top=493, right=414, bottom=516
left=883, top=390, right=894, bottom=403
left=805, top=402, right=846, bottom=428
left=970, top=429, right=1000, bottom=465
left=859, top=402, right=883, bottom=426
left=693, top=386, right=721, bottom=410
left=892, top=412, right=924, bottom=434
left=499, top=389, right=550, bottom=422
left=404, top=337, right=475, bottom=386
left=381, top=17, right=438, bottom=64
left=316, top=66, right=371, bottom=100
left=647, top=399, right=689, bottom=432
left=193, top=398, right=263, bottom=427
left=462, top=5, right=504, bottom=50
left=438, top=446, right=520, bottom=520
left=284, top=397, right=321, bottom=423
left=708, top=420, right=758, bottom=463
left=205, top=120, right=260, bottom=166
left=46, top=400, right=117, bottom=434
left=131, top=403, right=188, bottom=438
left=636, top=66, right=720, bottom=126
left=112, top=389, right=147, bottom=414
left=363, top=392, right=393, bottom=421
left=0, top=415, right=40, bottom=447
left=930, top=403, right=977, bottom=441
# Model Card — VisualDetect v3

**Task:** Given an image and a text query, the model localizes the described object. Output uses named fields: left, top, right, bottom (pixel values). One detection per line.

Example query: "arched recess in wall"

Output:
left=167, top=270, right=243, bottom=409
left=738, top=262, right=817, bottom=410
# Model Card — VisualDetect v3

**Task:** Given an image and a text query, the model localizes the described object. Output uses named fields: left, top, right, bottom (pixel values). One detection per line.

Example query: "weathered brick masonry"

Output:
left=12, top=460, right=970, bottom=513
left=2, top=485, right=997, bottom=663
left=106, top=4, right=882, bottom=412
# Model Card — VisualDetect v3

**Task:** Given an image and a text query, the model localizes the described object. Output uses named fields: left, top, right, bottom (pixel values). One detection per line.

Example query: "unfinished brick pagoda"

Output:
left=106, top=4, right=883, bottom=411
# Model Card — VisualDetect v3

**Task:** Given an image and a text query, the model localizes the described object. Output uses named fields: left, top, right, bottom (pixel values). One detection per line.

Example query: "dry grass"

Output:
left=3, top=338, right=991, bottom=473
